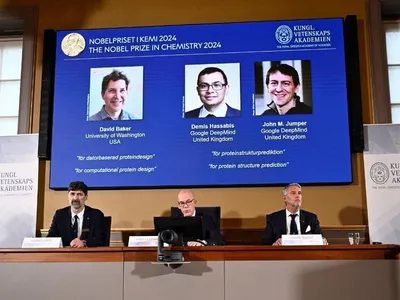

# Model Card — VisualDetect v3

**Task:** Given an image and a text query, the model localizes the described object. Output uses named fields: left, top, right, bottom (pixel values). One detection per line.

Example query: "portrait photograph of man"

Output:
left=87, top=66, right=143, bottom=121
left=253, top=60, right=312, bottom=116
left=184, top=63, right=241, bottom=118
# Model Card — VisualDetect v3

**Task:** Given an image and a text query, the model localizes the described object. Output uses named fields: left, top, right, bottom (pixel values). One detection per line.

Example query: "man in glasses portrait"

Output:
left=173, top=189, right=224, bottom=246
left=185, top=66, right=241, bottom=118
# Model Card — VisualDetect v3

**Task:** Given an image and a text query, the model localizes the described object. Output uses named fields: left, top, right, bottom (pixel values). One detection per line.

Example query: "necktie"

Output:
left=290, top=214, right=298, bottom=234
left=72, top=215, right=79, bottom=239
left=206, top=114, right=216, bottom=118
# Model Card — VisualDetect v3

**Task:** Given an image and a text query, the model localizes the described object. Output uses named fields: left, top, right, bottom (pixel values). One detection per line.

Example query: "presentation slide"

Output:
left=49, top=18, right=352, bottom=189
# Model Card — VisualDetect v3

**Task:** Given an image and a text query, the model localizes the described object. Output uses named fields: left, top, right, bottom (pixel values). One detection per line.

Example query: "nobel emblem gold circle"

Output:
left=61, top=33, right=86, bottom=57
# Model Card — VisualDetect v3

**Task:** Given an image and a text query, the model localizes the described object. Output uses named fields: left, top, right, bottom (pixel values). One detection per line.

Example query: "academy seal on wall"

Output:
left=370, top=162, right=390, bottom=185
left=275, top=25, right=293, bottom=44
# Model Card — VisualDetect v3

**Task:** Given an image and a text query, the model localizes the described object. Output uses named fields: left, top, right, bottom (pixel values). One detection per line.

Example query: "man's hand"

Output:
left=323, top=238, right=329, bottom=245
left=187, top=241, right=204, bottom=246
left=70, top=238, right=85, bottom=248
left=272, top=238, right=282, bottom=246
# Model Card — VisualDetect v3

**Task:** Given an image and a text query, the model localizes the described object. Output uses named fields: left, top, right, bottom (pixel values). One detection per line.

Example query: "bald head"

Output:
left=178, top=189, right=193, bottom=200
left=177, top=189, right=197, bottom=217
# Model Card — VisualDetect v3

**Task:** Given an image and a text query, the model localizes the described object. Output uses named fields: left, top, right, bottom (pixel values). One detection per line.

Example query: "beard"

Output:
left=286, top=199, right=300, bottom=209
left=71, top=200, right=81, bottom=208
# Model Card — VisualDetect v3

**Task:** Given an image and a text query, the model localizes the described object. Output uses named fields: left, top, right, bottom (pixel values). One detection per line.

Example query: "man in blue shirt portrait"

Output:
left=89, top=69, right=136, bottom=121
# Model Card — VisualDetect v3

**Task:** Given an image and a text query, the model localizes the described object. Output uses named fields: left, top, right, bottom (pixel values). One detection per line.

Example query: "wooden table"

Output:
left=0, top=245, right=399, bottom=300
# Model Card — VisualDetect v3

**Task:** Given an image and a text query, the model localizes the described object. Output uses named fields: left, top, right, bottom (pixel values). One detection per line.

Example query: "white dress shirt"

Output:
left=71, top=207, right=85, bottom=239
left=198, top=103, right=228, bottom=118
left=285, top=209, right=300, bottom=235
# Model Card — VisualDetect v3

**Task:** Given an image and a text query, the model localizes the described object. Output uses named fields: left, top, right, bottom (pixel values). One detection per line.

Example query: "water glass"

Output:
left=348, top=233, right=354, bottom=245
left=354, top=232, right=360, bottom=245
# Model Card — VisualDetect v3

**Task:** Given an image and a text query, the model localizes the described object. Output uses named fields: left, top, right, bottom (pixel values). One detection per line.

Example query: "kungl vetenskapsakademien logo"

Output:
left=275, top=25, right=293, bottom=45
left=370, top=162, right=390, bottom=184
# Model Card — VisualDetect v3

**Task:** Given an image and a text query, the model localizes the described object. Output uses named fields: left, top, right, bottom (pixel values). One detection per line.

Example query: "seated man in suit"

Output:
left=262, top=183, right=328, bottom=245
left=175, top=189, right=224, bottom=246
left=47, top=181, right=106, bottom=247
left=185, top=67, right=241, bottom=118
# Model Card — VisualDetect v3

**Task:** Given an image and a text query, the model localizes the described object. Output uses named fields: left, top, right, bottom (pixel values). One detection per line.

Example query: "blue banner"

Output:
left=50, top=18, right=352, bottom=188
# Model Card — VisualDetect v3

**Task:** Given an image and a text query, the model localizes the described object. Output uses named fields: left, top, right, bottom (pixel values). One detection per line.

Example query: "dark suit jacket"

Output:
left=185, top=104, right=241, bottom=118
left=262, top=209, right=323, bottom=245
left=174, top=210, right=225, bottom=246
left=47, top=205, right=106, bottom=247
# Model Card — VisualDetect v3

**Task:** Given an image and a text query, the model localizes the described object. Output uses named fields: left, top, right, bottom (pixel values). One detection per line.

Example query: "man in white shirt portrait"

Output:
left=185, top=67, right=241, bottom=118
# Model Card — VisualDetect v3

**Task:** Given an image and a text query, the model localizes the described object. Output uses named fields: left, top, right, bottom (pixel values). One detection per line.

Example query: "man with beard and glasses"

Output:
left=262, top=183, right=328, bottom=245
left=47, top=181, right=106, bottom=247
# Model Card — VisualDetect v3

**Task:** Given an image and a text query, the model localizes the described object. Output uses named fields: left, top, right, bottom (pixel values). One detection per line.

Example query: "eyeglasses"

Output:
left=177, top=199, right=195, bottom=207
left=198, top=82, right=226, bottom=91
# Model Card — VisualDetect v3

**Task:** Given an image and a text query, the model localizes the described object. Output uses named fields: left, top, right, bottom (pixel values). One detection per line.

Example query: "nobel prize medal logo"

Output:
left=370, top=162, right=390, bottom=185
left=275, top=25, right=293, bottom=44
left=61, top=33, right=86, bottom=57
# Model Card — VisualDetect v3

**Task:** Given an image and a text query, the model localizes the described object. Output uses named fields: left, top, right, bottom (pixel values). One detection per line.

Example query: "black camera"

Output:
left=159, top=229, right=179, bottom=245
left=157, top=230, right=184, bottom=263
